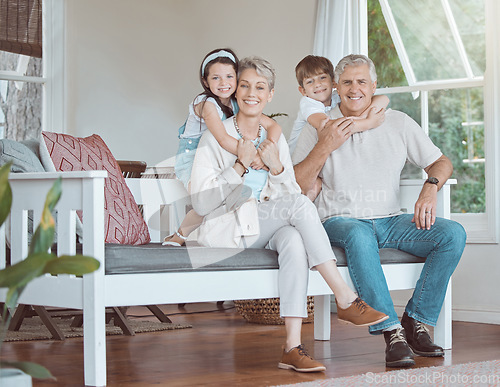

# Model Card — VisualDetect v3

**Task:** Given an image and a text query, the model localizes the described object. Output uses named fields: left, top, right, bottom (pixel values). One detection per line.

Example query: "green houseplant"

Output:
left=0, top=162, right=100, bottom=381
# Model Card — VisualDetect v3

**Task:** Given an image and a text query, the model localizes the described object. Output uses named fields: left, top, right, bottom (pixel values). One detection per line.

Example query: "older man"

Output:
left=292, top=54, right=466, bottom=368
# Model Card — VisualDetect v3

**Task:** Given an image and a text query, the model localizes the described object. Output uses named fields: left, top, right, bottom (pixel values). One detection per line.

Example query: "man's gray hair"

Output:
left=239, top=56, right=276, bottom=90
left=334, top=54, right=377, bottom=84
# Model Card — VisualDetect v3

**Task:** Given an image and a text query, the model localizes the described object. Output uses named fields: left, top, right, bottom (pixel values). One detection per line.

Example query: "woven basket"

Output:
left=234, top=297, right=314, bottom=325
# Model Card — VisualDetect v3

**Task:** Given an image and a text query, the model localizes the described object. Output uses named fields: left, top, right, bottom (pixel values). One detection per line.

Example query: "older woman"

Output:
left=190, top=57, right=387, bottom=373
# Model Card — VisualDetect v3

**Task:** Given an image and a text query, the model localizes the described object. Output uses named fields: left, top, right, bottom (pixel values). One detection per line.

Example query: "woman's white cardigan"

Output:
left=190, top=117, right=301, bottom=248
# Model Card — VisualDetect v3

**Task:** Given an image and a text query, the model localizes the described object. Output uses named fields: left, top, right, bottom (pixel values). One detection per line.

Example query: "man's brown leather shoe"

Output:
left=384, top=327, right=415, bottom=367
left=336, top=297, right=389, bottom=326
left=401, top=312, right=444, bottom=357
left=278, top=344, right=326, bottom=373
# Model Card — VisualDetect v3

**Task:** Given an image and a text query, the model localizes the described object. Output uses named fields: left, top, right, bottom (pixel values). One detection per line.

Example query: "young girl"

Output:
left=164, top=48, right=282, bottom=246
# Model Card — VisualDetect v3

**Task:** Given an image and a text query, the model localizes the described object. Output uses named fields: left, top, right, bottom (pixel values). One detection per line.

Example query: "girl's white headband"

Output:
left=201, top=50, right=236, bottom=76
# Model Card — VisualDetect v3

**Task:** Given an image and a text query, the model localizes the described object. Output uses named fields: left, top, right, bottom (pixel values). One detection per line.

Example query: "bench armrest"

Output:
left=5, top=170, right=107, bottom=263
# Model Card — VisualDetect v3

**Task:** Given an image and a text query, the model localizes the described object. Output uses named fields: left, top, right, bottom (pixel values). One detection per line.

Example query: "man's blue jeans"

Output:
left=322, top=214, right=466, bottom=334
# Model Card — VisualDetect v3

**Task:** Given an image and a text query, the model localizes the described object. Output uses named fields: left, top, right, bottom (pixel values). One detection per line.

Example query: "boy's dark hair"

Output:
left=295, top=55, right=334, bottom=87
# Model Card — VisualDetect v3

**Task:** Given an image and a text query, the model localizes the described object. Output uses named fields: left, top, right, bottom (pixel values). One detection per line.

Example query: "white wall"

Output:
left=451, top=244, right=500, bottom=324
left=392, top=243, right=500, bottom=325
left=65, top=0, right=500, bottom=325
left=65, top=0, right=317, bottom=166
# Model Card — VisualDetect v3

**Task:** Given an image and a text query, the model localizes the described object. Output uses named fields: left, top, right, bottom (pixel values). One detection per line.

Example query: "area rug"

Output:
left=3, top=316, right=191, bottom=342
left=276, top=360, right=500, bottom=387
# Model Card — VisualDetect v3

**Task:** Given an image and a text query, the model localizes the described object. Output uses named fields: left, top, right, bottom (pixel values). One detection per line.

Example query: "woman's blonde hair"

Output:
left=238, top=56, right=276, bottom=90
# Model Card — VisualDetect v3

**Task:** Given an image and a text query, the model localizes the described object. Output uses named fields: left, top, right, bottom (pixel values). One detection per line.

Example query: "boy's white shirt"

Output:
left=288, top=90, right=341, bottom=153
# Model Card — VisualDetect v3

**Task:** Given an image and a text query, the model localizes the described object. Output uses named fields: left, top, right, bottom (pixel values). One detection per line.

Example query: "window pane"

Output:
left=368, top=0, right=407, bottom=88
left=449, top=0, right=486, bottom=76
left=0, top=51, right=42, bottom=74
left=0, top=51, right=18, bottom=71
left=387, top=0, right=466, bottom=81
left=0, top=51, right=42, bottom=140
left=428, top=87, right=485, bottom=213
left=384, top=88, right=486, bottom=213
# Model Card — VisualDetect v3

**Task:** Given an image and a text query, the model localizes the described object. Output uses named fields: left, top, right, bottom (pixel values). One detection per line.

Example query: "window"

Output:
left=367, top=0, right=497, bottom=243
left=0, top=0, right=65, bottom=140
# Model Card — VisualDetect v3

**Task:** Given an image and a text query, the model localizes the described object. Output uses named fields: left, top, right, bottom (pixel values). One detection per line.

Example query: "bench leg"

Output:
left=147, top=305, right=173, bottom=323
left=83, top=291, right=107, bottom=386
left=314, top=295, right=331, bottom=341
left=32, top=305, right=66, bottom=340
left=111, top=307, right=135, bottom=336
left=433, top=281, right=452, bottom=349
left=8, top=304, right=31, bottom=331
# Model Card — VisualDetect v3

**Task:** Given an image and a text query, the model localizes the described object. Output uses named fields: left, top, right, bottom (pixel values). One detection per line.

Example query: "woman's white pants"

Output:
left=241, top=194, right=336, bottom=318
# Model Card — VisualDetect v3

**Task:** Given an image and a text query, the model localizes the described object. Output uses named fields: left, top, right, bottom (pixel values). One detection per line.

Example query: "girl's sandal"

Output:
left=162, top=230, right=188, bottom=247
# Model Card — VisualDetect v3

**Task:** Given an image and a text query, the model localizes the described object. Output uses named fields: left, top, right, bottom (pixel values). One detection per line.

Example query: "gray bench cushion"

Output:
left=104, top=243, right=426, bottom=275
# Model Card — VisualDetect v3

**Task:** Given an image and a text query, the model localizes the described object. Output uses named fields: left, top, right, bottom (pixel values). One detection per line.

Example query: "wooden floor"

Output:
left=2, top=302, right=500, bottom=386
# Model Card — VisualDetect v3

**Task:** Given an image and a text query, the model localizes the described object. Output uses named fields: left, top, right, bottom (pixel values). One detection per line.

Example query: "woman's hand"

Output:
left=237, top=138, right=257, bottom=168
left=258, top=139, right=283, bottom=175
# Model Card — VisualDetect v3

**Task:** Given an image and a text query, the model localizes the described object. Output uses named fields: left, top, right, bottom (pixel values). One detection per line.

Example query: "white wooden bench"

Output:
left=0, top=171, right=454, bottom=386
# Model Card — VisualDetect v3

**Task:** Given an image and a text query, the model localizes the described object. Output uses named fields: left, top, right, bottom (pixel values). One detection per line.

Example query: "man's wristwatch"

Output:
left=425, top=177, right=439, bottom=186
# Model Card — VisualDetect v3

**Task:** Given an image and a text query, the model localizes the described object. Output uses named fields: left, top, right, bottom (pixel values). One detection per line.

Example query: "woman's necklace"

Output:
left=233, top=116, right=264, bottom=147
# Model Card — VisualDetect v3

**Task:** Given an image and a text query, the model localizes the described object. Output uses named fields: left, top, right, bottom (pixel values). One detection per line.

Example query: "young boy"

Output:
left=288, top=55, right=389, bottom=153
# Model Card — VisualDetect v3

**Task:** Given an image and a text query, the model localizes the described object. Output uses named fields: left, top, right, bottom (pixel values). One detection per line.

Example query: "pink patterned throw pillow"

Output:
left=41, top=132, right=150, bottom=245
